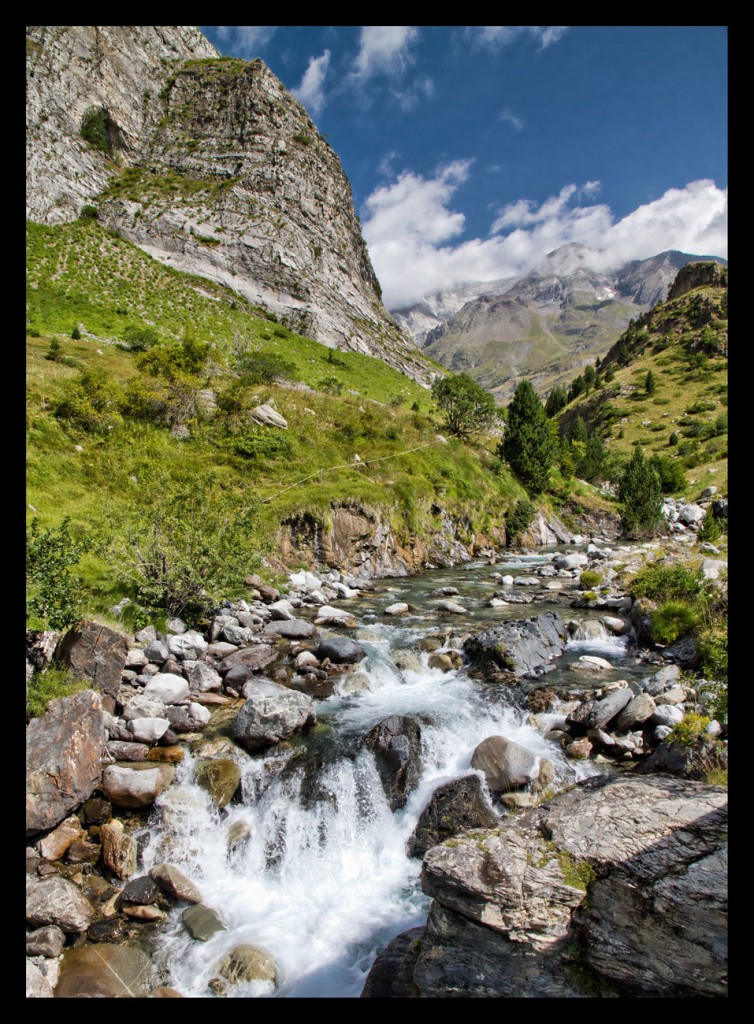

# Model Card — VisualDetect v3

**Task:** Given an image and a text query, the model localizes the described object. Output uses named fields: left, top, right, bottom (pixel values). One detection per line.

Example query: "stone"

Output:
left=314, top=636, right=367, bottom=664
left=26, top=960, right=53, bottom=999
left=427, top=652, right=454, bottom=672
left=183, top=903, right=226, bottom=941
left=654, top=685, right=687, bottom=705
left=227, top=821, right=253, bottom=858
left=574, top=655, right=613, bottom=671
left=436, top=599, right=467, bottom=613
left=231, top=679, right=317, bottom=751
left=123, top=904, right=166, bottom=921
left=615, top=693, right=657, bottom=731
left=100, top=762, right=176, bottom=808
left=385, top=603, right=410, bottom=615
left=166, top=617, right=187, bottom=634
left=651, top=704, right=684, bottom=727
left=602, top=615, right=628, bottom=635
left=26, top=689, right=106, bottom=836
left=150, top=863, right=203, bottom=904
left=166, top=702, right=212, bottom=733
left=471, top=735, right=540, bottom=792
left=392, top=649, right=423, bottom=673
left=147, top=745, right=185, bottom=763
left=250, top=404, right=288, bottom=428
left=183, top=661, right=222, bottom=694
left=81, top=797, right=112, bottom=824
left=220, top=644, right=278, bottom=676
left=54, top=944, right=153, bottom=997
left=217, top=944, right=278, bottom=986
left=642, top=663, right=681, bottom=696
left=66, top=839, right=101, bottom=864
left=142, top=672, right=190, bottom=704
left=128, top=716, right=170, bottom=743
left=26, top=924, right=66, bottom=958
left=120, top=875, right=161, bottom=905
left=566, top=737, right=593, bottom=759
left=315, top=607, right=359, bottom=627
left=54, top=621, right=128, bottom=711
left=26, top=874, right=95, bottom=932
left=364, top=716, right=423, bottom=811
left=99, top=819, right=138, bottom=879
left=106, top=739, right=151, bottom=761
left=265, top=618, right=317, bottom=639
left=463, top=612, right=566, bottom=677
left=166, top=630, right=208, bottom=660
left=37, top=815, right=86, bottom=862
left=553, top=553, right=589, bottom=569
left=125, top=647, right=148, bottom=668
left=195, top=758, right=242, bottom=809
left=678, top=503, right=705, bottom=526
left=150, top=987, right=184, bottom=998
left=407, top=775, right=498, bottom=858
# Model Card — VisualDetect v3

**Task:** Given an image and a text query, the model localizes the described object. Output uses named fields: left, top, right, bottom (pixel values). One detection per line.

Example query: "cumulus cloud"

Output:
left=352, top=26, right=418, bottom=79
left=292, top=50, right=331, bottom=116
left=500, top=108, right=525, bottom=131
left=470, top=26, right=568, bottom=50
left=214, top=26, right=277, bottom=53
left=362, top=164, right=728, bottom=309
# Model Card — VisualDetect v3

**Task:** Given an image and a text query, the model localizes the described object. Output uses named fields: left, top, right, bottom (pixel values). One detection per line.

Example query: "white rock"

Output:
left=128, top=717, right=170, bottom=743
left=167, top=630, right=208, bottom=660
left=143, top=673, right=190, bottom=705
left=269, top=600, right=295, bottom=621
left=304, top=572, right=323, bottom=590
left=578, top=655, right=613, bottom=670
left=385, top=603, right=409, bottom=615
left=250, top=404, right=288, bottom=428
left=188, top=701, right=211, bottom=725
left=501, top=575, right=514, bottom=586
left=678, top=504, right=705, bottom=526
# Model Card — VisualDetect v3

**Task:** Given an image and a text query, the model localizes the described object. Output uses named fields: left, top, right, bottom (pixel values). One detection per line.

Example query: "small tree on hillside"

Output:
left=619, top=445, right=663, bottom=537
left=499, top=380, right=557, bottom=494
left=431, top=373, right=498, bottom=439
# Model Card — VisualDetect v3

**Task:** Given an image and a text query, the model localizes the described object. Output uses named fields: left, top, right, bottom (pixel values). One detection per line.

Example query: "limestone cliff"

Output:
left=26, top=26, right=432, bottom=381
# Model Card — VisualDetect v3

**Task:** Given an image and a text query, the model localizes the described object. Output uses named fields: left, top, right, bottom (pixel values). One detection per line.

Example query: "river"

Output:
left=138, top=548, right=651, bottom=997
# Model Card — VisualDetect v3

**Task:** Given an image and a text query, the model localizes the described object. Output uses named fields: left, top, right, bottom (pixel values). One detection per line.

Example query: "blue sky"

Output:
left=200, top=26, right=728, bottom=308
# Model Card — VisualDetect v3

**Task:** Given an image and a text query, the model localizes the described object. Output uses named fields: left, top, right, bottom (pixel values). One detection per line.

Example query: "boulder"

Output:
left=650, top=705, right=684, bottom=727
left=642, top=663, right=681, bottom=696
left=553, top=553, right=589, bottom=569
left=166, top=702, right=211, bottom=733
left=26, top=960, right=53, bottom=999
left=106, top=740, right=151, bottom=761
left=149, top=863, right=202, bottom=904
left=184, top=660, right=223, bottom=692
left=120, top=693, right=168, bottom=721
left=54, top=944, right=153, bottom=997
left=364, top=716, right=422, bottom=811
left=408, top=775, right=498, bottom=858
left=470, top=735, right=540, bottom=792
left=54, top=621, right=128, bottom=711
left=26, top=875, right=95, bottom=933
left=463, top=612, right=565, bottom=677
left=195, top=758, right=242, bottom=809
left=142, top=672, right=190, bottom=705
left=182, top=903, right=226, bottom=941
left=250, top=404, right=288, bottom=428
left=100, top=763, right=176, bottom=808
left=217, top=944, right=278, bottom=986
left=220, top=644, right=278, bottom=675
left=265, top=619, right=317, bottom=639
left=230, top=680, right=317, bottom=751
left=26, top=924, right=66, bottom=958
left=99, top=820, right=138, bottom=881
left=26, top=689, right=106, bottom=836
left=436, top=600, right=467, bottom=613
left=120, top=876, right=161, bottom=906
left=566, top=687, right=632, bottom=734
left=37, top=815, right=86, bottom=862
left=144, top=640, right=169, bottom=664
left=384, top=603, right=410, bottom=616
left=128, top=716, right=170, bottom=743
left=615, top=693, right=657, bottom=731
left=314, top=637, right=367, bottom=664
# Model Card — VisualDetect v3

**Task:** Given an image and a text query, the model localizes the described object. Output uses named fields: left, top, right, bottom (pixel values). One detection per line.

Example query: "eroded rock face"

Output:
left=54, top=621, right=128, bottom=711
left=365, top=773, right=727, bottom=998
left=407, top=775, right=498, bottom=858
left=26, top=689, right=106, bottom=836
left=463, top=611, right=566, bottom=677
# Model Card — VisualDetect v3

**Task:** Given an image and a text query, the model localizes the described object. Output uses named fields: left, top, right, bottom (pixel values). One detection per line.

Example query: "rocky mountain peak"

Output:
left=667, top=260, right=728, bottom=302
left=26, top=26, right=432, bottom=382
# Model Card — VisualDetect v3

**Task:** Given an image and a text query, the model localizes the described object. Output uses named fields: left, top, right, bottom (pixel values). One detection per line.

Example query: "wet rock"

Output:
left=195, top=758, right=241, bottom=809
left=385, top=603, right=410, bottom=615
left=182, top=903, right=226, bottom=941
left=231, top=679, right=317, bottom=751
left=566, top=737, right=593, bottom=759
left=26, top=924, right=66, bottom=958
left=120, top=875, right=161, bottom=905
left=149, top=863, right=202, bottom=904
left=364, top=716, right=422, bottom=811
left=217, top=944, right=278, bottom=986
left=408, top=775, right=498, bottom=858
left=360, top=927, right=424, bottom=998
left=54, top=944, right=153, bottom=997
left=100, top=762, right=176, bottom=808
left=470, top=735, right=540, bottom=792
left=227, top=821, right=252, bottom=859
left=314, top=637, right=367, bottom=664
left=26, top=689, right=106, bottom=836
left=464, top=612, right=566, bottom=677
left=106, top=740, right=151, bottom=761
left=436, top=599, right=467, bottom=613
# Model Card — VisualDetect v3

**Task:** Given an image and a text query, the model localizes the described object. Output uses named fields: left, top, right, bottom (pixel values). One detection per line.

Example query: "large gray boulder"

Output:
left=219, top=644, right=278, bottom=675
left=407, top=775, right=498, bottom=858
left=26, top=689, right=106, bottom=836
left=365, top=773, right=727, bottom=998
left=463, top=612, right=565, bottom=677
left=230, top=679, right=316, bottom=751
left=54, top=621, right=128, bottom=711
left=470, top=735, right=540, bottom=792
left=265, top=619, right=317, bottom=640
left=363, top=716, right=422, bottom=811
left=100, top=762, right=176, bottom=808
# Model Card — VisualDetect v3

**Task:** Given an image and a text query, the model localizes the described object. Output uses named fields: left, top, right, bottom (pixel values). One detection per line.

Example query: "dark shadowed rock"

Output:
left=566, top=687, right=632, bottom=734
left=314, top=637, right=367, bottom=664
left=407, top=775, right=498, bottom=858
left=364, top=716, right=422, bottom=811
left=183, top=903, right=226, bottom=941
left=55, top=621, right=128, bottom=711
left=26, top=689, right=106, bottom=836
left=361, top=927, right=423, bottom=997
left=463, top=612, right=565, bottom=677
left=120, top=876, right=161, bottom=906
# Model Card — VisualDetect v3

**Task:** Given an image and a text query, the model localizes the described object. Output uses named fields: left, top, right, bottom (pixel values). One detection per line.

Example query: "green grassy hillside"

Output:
left=27, top=220, right=525, bottom=625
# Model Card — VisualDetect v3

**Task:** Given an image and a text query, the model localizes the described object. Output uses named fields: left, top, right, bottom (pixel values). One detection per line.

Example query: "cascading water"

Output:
left=138, top=555, right=634, bottom=998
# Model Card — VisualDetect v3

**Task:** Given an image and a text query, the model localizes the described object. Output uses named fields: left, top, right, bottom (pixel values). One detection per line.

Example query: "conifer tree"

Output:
left=499, top=380, right=556, bottom=494
left=618, top=445, right=663, bottom=536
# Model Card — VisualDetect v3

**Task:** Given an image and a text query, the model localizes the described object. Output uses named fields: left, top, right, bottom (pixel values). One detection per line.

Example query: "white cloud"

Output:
left=362, top=165, right=728, bottom=309
left=470, top=26, right=568, bottom=50
left=214, top=26, right=277, bottom=53
left=394, top=77, right=435, bottom=112
left=500, top=108, right=525, bottom=131
left=353, top=26, right=418, bottom=79
left=292, top=50, right=331, bottom=116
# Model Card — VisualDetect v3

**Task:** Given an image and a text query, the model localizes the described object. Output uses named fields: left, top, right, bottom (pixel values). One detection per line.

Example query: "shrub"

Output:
left=318, top=376, right=343, bottom=395
left=79, top=204, right=99, bottom=221
left=650, top=601, right=697, bottom=644
left=629, top=562, right=705, bottom=603
left=649, top=454, right=686, bottom=494
left=80, top=106, right=112, bottom=153
left=26, top=517, right=86, bottom=630
left=667, top=713, right=711, bottom=748
left=697, top=508, right=721, bottom=543
left=55, top=367, right=124, bottom=434
left=45, top=338, right=63, bottom=362
left=71, top=325, right=81, bottom=340
left=579, top=570, right=602, bottom=590
left=224, top=430, right=293, bottom=461
left=506, top=499, right=535, bottom=545
left=123, top=324, right=160, bottom=351
left=697, top=622, right=728, bottom=685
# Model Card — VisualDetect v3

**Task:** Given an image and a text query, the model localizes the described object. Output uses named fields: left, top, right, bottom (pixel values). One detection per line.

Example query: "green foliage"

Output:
left=668, top=431, right=679, bottom=446
left=667, top=713, right=711, bottom=748
left=628, top=561, right=705, bottom=603
left=54, top=367, right=124, bottom=435
left=26, top=665, right=89, bottom=719
left=26, top=517, right=87, bottom=629
left=123, top=324, right=160, bottom=351
left=506, top=499, right=535, bottom=545
left=697, top=623, right=728, bottom=686
left=80, top=106, right=112, bottom=154
left=579, top=570, right=602, bottom=590
left=71, top=325, right=81, bottom=340
left=98, top=475, right=262, bottom=622
left=545, top=385, right=568, bottom=418
left=645, top=369, right=657, bottom=395
left=318, top=376, right=343, bottom=395
left=618, top=446, right=662, bottom=536
left=650, top=601, right=698, bottom=644
left=45, top=337, right=62, bottom=362
left=431, top=372, right=498, bottom=439
left=499, top=380, right=556, bottom=494
left=648, top=454, right=686, bottom=494
left=697, top=507, right=721, bottom=543
left=223, top=429, right=293, bottom=462
left=79, top=204, right=99, bottom=221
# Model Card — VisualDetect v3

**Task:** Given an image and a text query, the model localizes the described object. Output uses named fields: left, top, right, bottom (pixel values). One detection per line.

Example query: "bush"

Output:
left=318, top=376, right=343, bottom=395
left=79, top=204, right=99, bottom=221
left=45, top=338, right=63, bottom=362
left=26, top=517, right=86, bottom=630
left=579, top=570, right=602, bottom=590
left=432, top=373, right=498, bottom=439
left=80, top=105, right=112, bottom=153
left=71, top=325, right=81, bottom=340
left=123, top=324, right=159, bottom=351
left=506, top=499, right=535, bottom=545
left=650, top=601, right=697, bottom=644
left=628, top=562, right=705, bottom=603
left=649, top=454, right=686, bottom=494
left=667, top=713, right=711, bottom=748
left=224, top=430, right=293, bottom=461
left=55, top=367, right=124, bottom=434
left=697, top=508, right=721, bottom=543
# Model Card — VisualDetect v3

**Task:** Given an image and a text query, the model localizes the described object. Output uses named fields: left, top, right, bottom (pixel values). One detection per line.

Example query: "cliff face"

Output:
left=26, top=27, right=431, bottom=381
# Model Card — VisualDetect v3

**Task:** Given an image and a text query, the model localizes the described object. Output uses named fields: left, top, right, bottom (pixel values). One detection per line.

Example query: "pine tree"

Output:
left=618, top=445, right=663, bottom=536
left=499, top=380, right=556, bottom=494
left=645, top=369, right=657, bottom=395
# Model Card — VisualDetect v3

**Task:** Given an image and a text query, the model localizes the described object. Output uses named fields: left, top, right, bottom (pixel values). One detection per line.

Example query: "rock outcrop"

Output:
left=26, top=26, right=431, bottom=381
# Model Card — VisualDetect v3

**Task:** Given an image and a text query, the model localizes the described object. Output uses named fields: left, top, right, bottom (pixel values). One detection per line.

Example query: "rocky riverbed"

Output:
left=26, top=530, right=728, bottom=998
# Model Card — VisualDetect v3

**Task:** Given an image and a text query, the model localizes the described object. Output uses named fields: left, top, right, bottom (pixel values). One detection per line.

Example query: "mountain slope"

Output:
left=26, top=26, right=432, bottom=382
